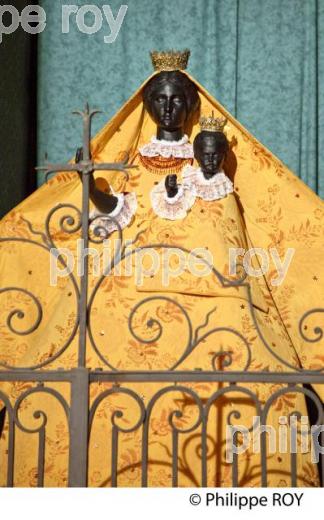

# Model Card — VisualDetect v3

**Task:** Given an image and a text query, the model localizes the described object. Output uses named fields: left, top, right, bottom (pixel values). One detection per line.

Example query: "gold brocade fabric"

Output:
left=0, top=73, right=323, bottom=487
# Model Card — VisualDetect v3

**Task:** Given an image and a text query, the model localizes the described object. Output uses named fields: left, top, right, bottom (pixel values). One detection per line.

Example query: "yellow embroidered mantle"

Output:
left=0, top=72, right=323, bottom=487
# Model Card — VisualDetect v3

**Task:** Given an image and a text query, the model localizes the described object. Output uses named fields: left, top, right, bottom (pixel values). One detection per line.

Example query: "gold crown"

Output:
left=150, top=49, right=190, bottom=71
left=199, top=113, right=227, bottom=133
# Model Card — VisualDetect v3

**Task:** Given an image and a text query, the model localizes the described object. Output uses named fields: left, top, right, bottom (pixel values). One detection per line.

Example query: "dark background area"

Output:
left=0, top=0, right=37, bottom=218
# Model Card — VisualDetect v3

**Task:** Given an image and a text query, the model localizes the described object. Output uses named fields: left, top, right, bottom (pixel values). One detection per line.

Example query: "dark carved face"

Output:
left=149, top=82, right=187, bottom=131
left=193, top=133, right=228, bottom=178
left=143, top=71, right=200, bottom=133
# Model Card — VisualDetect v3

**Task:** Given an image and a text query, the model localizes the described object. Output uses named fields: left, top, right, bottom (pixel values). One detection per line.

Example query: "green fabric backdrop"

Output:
left=38, top=0, right=324, bottom=197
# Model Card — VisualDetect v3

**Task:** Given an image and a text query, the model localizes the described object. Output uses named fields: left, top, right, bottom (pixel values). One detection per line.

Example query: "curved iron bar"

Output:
left=174, top=327, right=252, bottom=371
left=227, top=409, right=242, bottom=426
left=260, top=385, right=324, bottom=487
left=0, top=238, right=80, bottom=371
left=201, top=385, right=262, bottom=487
left=0, top=288, right=42, bottom=336
left=129, top=296, right=194, bottom=367
left=141, top=385, right=203, bottom=487
left=205, top=385, right=262, bottom=435
left=168, top=388, right=203, bottom=487
left=262, top=385, right=324, bottom=429
left=211, top=351, right=234, bottom=371
left=89, top=386, right=146, bottom=432
left=88, top=214, right=123, bottom=247
left=20, top=217, right=50, bottom=247
left=299, top=308, right=324, bottom=343
left=122, top=229, right=148, bottom=253
left=89, top=386, right=146, bottom=487
left=205, top=329, right=251, bottom=372
left=13, top=386, right=70, bottom=487
left=13, top=386, right=70, bottom=433
left=44, top=203, right=82, bottom=250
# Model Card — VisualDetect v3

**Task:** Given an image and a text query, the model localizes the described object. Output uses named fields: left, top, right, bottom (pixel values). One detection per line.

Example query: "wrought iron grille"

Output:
left=0, top=106, right=323, bottom=487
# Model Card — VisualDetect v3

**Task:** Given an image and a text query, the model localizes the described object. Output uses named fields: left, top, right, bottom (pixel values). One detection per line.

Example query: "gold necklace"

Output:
left=138, top=154, right=193, bottom=175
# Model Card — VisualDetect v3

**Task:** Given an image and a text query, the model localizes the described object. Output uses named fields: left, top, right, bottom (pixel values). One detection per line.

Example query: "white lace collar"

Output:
left=182, top=165, right=233, bottom=201
left=89, top=191, right=137, bottom=236
left=150, top=178, right=196, bottom=220
left=139, top=135, right=194, bottom=159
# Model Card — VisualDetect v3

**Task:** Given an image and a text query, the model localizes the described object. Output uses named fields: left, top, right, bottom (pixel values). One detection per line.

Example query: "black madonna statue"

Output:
left=83, top=49, right=201, bottom=226
left=76, top=51, right=200, bottom=229
left=0, top=50, right=323, bottom=487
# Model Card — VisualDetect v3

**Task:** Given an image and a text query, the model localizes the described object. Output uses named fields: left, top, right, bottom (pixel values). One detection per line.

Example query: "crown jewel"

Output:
left=199, top=112, right=227, bottom=133
left=150, top=49, right=190, bottom=72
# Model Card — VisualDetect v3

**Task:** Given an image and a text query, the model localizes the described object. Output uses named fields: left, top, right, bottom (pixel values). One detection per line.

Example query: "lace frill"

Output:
left=182, top=165, right=234, bottom=201
left=150, top=178, right=196, bottom=220
left=89, top=192, right=137, bottom=237
left=139, top=134, right=194, bottom=159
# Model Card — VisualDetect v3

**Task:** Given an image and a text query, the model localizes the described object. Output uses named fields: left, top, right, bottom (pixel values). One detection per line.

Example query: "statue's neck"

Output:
left=200, top=166, right=224, bottom=179
left=201, top=170, right=216, bottom=180
left=156, top=127, right=184, bottom=142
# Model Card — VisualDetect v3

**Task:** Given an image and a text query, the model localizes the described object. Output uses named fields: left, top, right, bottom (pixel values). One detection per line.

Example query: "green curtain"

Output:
left=38, top=0, right=324, bottom=197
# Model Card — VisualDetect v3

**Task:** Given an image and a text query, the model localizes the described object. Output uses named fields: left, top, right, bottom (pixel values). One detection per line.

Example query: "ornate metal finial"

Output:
left=150, top=49, right=190, bottom=72
left=199, top=112, right=227, bottom=133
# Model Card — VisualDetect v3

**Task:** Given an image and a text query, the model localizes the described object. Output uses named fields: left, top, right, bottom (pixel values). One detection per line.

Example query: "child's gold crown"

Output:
left=150, top=49, right=190, bottom=72
left=199, top=112, right=227, bottom=133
